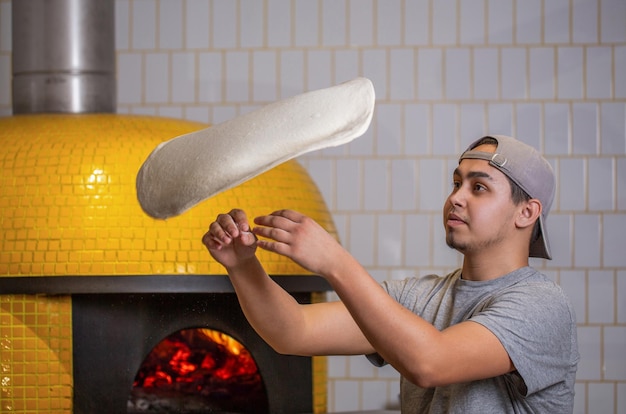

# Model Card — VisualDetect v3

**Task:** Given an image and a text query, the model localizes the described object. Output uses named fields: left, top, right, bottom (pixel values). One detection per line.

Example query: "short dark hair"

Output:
left=471, top=137, right=539, bottom=242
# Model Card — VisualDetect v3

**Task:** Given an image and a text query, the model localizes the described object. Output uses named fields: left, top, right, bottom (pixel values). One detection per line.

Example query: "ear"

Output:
left=515, top=199, right=542, bottom=230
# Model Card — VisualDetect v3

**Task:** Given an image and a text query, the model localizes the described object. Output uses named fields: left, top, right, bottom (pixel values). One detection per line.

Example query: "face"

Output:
left=443, top=144, right=519, bottom=255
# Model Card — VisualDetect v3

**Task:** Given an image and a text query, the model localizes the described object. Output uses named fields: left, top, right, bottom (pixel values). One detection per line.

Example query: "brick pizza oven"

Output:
left=0, top=1, right=334, bottom=412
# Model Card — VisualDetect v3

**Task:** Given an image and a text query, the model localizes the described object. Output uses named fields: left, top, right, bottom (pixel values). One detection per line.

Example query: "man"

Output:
left=202, top=135, right=579, bottom=413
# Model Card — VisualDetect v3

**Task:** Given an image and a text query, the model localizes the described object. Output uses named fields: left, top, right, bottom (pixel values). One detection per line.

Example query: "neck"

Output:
left=460, top=249, right=529, bottom=281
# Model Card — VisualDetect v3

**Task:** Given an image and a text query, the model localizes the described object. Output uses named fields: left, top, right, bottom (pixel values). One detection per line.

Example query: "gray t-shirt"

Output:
left=367, top=267, right=579, bottom=413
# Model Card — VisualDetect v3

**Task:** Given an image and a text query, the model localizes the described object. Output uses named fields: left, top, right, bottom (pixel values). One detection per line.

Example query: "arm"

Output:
left=252, top=209, right=515, bottom=388
left=202, top=209, right=374, bottom=356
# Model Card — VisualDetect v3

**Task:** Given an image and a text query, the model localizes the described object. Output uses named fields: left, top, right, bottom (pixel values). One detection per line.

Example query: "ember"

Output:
left=128, top=328, right=268, bottom=413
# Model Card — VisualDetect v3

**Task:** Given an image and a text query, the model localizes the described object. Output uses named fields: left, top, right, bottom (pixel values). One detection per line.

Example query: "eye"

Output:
left=473, top=183, right=487, bottom=192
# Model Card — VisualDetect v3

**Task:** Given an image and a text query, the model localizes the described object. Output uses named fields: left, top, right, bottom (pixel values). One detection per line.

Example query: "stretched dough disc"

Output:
left=136, top=77, right=375, bottom=219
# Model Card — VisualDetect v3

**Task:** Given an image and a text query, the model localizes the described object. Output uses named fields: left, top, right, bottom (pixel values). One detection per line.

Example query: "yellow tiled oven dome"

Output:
left=0, top=114, right=336, bottom=277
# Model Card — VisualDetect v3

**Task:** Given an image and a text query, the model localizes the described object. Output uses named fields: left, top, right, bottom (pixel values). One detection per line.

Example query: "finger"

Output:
left=252, top=224, right=290, bottom=243
left=269, top=209, right=304, bottom=222
left=201, top=230, right=225, bottom=250
left=229, top=208, right=252, bottom=232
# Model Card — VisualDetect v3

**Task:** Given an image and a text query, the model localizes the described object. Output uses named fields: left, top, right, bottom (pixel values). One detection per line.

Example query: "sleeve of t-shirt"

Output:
left=468, top=282, right=577, bottom=396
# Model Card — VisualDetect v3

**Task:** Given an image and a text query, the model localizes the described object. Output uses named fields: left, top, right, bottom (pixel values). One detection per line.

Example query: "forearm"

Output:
left=225, top=256, right=310, bottom=355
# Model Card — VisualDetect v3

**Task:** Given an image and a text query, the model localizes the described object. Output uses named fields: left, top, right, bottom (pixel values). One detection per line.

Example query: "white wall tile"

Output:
left=572, top=0, right=598, bottom=43
left=267, top=0, right=291, bottom=48
left=572, top=103, right=598, bottom=155
left=336, top=159, right=361, bottom=211
left=432, top=104, right=457, bottom=155
left=252, top=51, right=277, bottom=102
left=404, top=0, right=429, bottom=45
left=445, top=49, right=471, bottom=100
left=487, top=0, right=513, bottom=44
left=224, top=51, right=249, bottom=102
left=331, top=380, right=360, bottom=412
left=185, top=0, right=209, bottom=49
left=348, top=214, right=376, bottom=266
left=604, top=327, right=626, bottom=380
left=405, top=104, right=431, bottom=155
left=616, top=46, right=626, bottom=98
left=171, top=52, right=196, bottom=103
left=198, top=52, right=223, bottom=103
left=557, top=47, right=584, bottom=100
left=587, top=383, right=615, bottom=413
left=460, top=104, right=485, bottom=148
left=618, top=158, right=626, bottom=210
left=349, top=122, right=375, bottom=156
left=603, top=214, right=626, bottom=267
left=294, top=0, right=318, bottom=47
left=322, top=0, right=346, bottom=47
left=588, top=157, right=614, bottom=210
left=559, top=270, right=586, bottom=324
left=600, top=0, right=626, bottom=43
left=568, top=215, right=601, bottom=268
left=473, top=48, right=498, bottom=100
left=158, top=0, right=183, bottom=49
left=573, top=383, right=586, bottom=414
left=587, top=270, right=614, bottom=323
left=363, top=49, right=388, bottom=99
left=586, top=47, right=612, bottom=99
left=546, top=213, right=573, bottom=267
left=516, top=104, right=542, bottom=149
left=487, top=103, right=513, bottom=137
left=376, top=0, right=401, bottom=46
left=417, top=49, right=443, bottom=100
left=211, top=105, right=237, bottom=124
left=433, top=215, right=461, bottom=267
left=544, top=0, right=570, bottom=44
left=0, top=1, right=10, bottom=52
left=334, top=49, right=359, bottom=84
left=600, top=103, right=626, bottom=154
left=459, top=0, right=485, bottom=45
left=432, top=0, right=456, bottom=45
left=145, top=53, right=169, bottom=103
left=501, top=48, right=527, bottom=100
left=418, top=159, right=446, bottom=211
left=576, top=326, right=602, bottom=380
left=391, top=160, right=417, bottom=211
left=117, top=53, right=142, bottom=104
left=305, top=159, right=334, bottom=209
left=390, top=48, right=416, bottom=100
left=132, top=0, right=156, bottom=49
left=157, top=106, right=183, bottom=119
left=529, top=47, right=555, bottom=99
left=212, top=0, right=237, bottom=49
left=405, top=214, right=431, bottom=267
left=240, top=0, right=264, bottom=48
left=327, top=355, right=348, bottom=377
left=349, top=0, right=373, bottom=46
left=516, top=0, right=542, bottom=44
left=115, top=0, right=130, bottom=49
left=348, top=354, right=376, bottom=378
left=0, top=55, right=9, bottom=106
left=544, top=103, right=570, bottom=155
left=279, top=50, right=304, bottom=98
left=362, top=380, right=394, bottom=410
left=376, top=104, right=402, bottom=156
left=618, top=271, right=626, bottom=324
left=307, top=50, right=332, bottom=91
left=559, top=158, right=586, bottom=211
left=184, top=105, right=209, bottom=123
left=377, top=215, right=403, bottom=266
left=363, top=160, right=388, bottom=211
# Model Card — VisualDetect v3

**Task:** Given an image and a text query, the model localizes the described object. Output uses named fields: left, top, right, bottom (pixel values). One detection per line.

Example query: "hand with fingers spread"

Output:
left=252, top=209, right=346, bottom=277
left=202, top=209, right=258, bottom=271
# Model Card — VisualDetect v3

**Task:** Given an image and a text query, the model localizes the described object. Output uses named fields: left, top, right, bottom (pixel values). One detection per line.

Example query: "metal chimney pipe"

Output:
left=12, top=0, right=116, bottom=114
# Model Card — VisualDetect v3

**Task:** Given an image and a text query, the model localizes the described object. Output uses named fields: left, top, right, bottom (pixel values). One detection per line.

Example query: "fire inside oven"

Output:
left=128, top=328, right=268, bottom=413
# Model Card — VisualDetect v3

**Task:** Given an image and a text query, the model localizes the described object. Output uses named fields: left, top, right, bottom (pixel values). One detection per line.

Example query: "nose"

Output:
left=447, top=185, right=465, bottom=208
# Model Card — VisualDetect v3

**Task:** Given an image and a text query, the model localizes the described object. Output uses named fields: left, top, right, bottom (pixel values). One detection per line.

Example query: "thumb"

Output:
left=238, top=229, right=257, bottom=246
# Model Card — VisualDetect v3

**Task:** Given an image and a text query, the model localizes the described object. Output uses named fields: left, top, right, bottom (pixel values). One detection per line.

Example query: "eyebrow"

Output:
left=453, top=168, right=494, bottom=180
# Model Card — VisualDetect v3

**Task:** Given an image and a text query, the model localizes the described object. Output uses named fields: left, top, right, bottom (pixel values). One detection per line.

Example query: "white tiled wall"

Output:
left=1, top=0, right=625, bottom=412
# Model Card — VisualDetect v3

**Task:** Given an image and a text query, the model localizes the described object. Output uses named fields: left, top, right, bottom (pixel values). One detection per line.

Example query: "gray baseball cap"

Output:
left=459, top=135, right=555, bottom=260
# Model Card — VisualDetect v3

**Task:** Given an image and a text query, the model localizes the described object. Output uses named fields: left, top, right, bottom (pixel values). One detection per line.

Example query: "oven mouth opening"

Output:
left=128, top=327, right=268, bottom=413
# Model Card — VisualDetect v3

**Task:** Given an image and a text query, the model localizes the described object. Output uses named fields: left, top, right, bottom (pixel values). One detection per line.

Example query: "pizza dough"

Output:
left=136, top=77, right=375, bottom=219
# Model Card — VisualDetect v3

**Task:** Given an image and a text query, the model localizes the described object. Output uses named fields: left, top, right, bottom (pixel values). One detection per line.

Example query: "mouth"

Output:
left=446, top=212, right=466, bottom=227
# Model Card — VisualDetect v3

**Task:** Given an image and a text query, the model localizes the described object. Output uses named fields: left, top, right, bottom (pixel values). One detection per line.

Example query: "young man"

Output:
left=203, top=135, right=579, bottom=413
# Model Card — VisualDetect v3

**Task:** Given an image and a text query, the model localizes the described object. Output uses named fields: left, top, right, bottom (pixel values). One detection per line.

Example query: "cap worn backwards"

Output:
left=459, top=135, right=555, bottom=260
